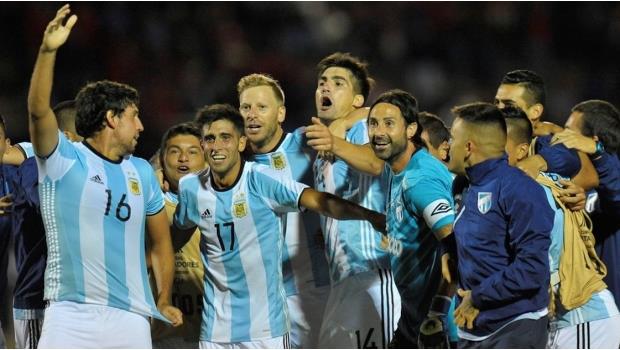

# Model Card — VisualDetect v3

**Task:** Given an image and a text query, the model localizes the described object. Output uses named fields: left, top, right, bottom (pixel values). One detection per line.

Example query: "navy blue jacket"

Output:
left=454, top=156, right=553, bottom=337
left=590, top=152, right=620, bottom=308
left=10, top=157, right=47, bottom=309
left=536, top=135, right=581, bottom=178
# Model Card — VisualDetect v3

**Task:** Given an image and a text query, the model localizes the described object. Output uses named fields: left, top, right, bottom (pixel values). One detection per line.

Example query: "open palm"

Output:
left=42, top=4, right=77, bottom=52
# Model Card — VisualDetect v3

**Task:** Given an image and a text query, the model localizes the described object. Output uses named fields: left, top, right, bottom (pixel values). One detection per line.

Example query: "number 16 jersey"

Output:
left=174, top=161, right=308, bottom=343
left=36, top=131, right=165, bottom=321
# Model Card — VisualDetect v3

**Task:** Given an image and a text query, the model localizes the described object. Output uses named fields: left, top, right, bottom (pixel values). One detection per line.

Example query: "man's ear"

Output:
left=406, top=122, right=418, bottom=140
left=517, top=142, right=530, bottom=162
left=528, top=103, right=544, bottom=123
left=238, top=135, right=247, bottom=152
left=352, top=94, right=364, bottom=108
left=277, top=106, right=286, bottom=123
left=105, top=110, right=117, bottom=128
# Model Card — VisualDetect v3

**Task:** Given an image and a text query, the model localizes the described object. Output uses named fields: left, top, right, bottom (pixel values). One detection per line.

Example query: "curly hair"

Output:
left=75, top=80, right=139, bottom=138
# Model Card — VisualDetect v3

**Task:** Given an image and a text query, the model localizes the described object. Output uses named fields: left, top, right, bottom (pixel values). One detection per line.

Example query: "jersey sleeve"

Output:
left=535, top=135, right=581, bottom=178
left=35, top=131, right=79, bottom=182
left=404, top=177, right=455, bottom=232
left=142, top=164, right=165, bottom=216
left=17, top=142, right=35, bottom=159
left=249, top=164, right=308, bottom=213
left=346, top=120, right=370, bottom=145
left=173, top=177, right=199, bottom=230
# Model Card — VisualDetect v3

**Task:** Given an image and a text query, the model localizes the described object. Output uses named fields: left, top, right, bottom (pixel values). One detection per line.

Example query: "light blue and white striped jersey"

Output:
left=36, top=131, right=165, bottom=321
left=385, top=148, right=455, bottom=340
left=249, top=128, right=330, bottom=296
left=17, top=142, right=35, bottom=158
left=313, top=119, right=390, bottom=283
left=540, top=172, right=619, bottom=329
left=174, top=161, right=308, bottom=343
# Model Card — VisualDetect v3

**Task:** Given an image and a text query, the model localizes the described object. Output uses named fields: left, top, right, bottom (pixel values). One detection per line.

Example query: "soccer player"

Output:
left=494, top=69, right=599, bottom=189
left=172, top=104, right=386, bottom=349
left=447, top=102, right=553, bottom=348
left=551, top=100, right=620, bottom=310
left=234, top=73, right=330, bottom=348
left=27, top=5, right=182, bottom=347
left=418, top=112, right=451, bottom=164
left=504, top=106, right=620, bottom=349
left=150, top=122, right=206, bottom=348
left=307, top=52, right=401, bottom=348
left=364, top=90, right=456, bottom=347
left=9, top=101, right=80, bottom=349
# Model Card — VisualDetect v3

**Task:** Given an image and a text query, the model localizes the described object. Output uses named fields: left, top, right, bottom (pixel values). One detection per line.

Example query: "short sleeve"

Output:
left=249, top=164, right=308, bottom=213
left=404, top=178, right=455, bottom=232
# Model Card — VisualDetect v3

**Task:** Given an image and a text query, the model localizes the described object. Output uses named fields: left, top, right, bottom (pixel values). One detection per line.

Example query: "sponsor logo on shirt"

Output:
left=89, top=174, right=104, bottom=185
left=201, top=208, right=212, bottom=219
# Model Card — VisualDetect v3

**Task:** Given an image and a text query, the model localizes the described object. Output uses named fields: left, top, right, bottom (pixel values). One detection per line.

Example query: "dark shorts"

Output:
left=458, top=316, right=549, bottom=349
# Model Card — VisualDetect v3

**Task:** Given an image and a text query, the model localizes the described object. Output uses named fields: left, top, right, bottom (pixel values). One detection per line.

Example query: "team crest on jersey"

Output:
left=270, top=153, right=286, bottom=170
left=129, top=178, right=141, bottom=195
left=477, top=192, right=492, bottom=214
left=233, top=201, right=248, bottom=218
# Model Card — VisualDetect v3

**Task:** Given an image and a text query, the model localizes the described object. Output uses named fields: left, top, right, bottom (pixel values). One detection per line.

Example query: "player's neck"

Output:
left=212, top=160, right=243, bottom=189
left=390, top=142, right=416, bottom=174
left=84, top=134, right=124, bottom=163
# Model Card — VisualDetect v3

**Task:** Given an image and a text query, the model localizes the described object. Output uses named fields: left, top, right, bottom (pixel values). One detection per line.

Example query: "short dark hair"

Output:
left=418, top=112, right=450, bottom=148
left=500, top=69, right=546, bottom=107
left=369, top=89, right=424, bottom=149
left=159, top=122, right=202, bottom=155
left=194, top=104, right=245, bottom=136
left=317, top=52, right=374, bottom=101
left=75, top=80, right=139, bottom=138
left=572, top=100, right=620, bottom=154
left=451, top=102, right=507, bottom=138
left=501, top=106, right=533, bottom=145
left=53, top=100, right=78, bottom=134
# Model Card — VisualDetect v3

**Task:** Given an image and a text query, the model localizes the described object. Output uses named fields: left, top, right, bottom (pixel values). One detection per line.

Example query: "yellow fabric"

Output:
left=151, top=197, right=204, bottom=342
left=536, top=174, right=607, bottom=311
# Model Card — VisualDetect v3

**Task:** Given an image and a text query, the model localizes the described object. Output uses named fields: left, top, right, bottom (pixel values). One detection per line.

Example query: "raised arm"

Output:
left=27, top=4, right=77, bottom=157
left=299, top=187, right=385, bottom=233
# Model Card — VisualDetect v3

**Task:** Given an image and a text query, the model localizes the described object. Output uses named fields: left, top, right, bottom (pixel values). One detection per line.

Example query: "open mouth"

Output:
left=246, top=123, right=262, bottom=134
left=211, top=154, right=226, bottom=163
left=372, top=139, right=390, bottom=150
left=320, top=96, right=333, bottom=111
left=176, top=165, right=190, bottom=174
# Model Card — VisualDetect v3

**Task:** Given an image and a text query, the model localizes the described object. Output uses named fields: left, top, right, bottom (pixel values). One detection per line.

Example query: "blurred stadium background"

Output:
left=1, top=2, right=620, bottom=345
left=1, top=2, right=620, bottom=157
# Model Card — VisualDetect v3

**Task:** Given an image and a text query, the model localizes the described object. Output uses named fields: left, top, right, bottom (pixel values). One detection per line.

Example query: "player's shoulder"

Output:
left=404, top=149, right=452, bottom=187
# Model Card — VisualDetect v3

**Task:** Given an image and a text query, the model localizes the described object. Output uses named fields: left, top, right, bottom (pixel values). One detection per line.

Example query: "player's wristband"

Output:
left=428, top=295, right=452, bottom=317
left=439, top=233, right=456, bottom=257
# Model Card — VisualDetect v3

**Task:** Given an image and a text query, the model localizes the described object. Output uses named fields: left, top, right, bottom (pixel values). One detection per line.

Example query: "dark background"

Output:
left=1, top=2, right=620, bottom=159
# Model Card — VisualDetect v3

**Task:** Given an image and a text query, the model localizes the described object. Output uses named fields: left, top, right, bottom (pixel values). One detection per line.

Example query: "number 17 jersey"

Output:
left=174, top=161, right=308, bottom=343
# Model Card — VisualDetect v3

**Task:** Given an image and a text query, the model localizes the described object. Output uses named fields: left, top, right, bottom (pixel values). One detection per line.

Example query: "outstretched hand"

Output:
left=41, top=4, right=77, bottom=52
left=550, top=129, right=597, bottom=155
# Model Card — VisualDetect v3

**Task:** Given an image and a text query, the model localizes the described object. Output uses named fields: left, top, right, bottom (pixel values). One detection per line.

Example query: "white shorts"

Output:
left=318, top=269, right=401, bottom=349
left=37, top=301, right=151, bottom=349
left=287, top=285, right=330, bottom=348
left=549, top=315, right=620, bottom=349
left=199, top=334, right=290, bottom=349
left=13, top=308, right=45, bottom=349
